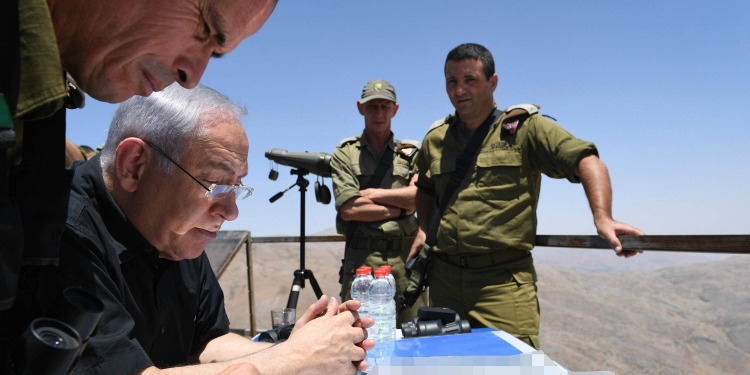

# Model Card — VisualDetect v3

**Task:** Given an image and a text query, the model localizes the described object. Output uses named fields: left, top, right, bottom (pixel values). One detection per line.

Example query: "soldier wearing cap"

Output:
left=331, top=79, right=427, bottom=324
left=409, top=43, right=644, bottom=348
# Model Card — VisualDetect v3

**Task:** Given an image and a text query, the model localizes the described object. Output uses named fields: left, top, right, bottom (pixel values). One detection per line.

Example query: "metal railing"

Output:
left=231, top=234, right=749, bottom=335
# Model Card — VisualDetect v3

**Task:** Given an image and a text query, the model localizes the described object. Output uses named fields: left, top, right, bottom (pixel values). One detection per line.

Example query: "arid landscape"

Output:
left=215, top=231, right=749, bottom=375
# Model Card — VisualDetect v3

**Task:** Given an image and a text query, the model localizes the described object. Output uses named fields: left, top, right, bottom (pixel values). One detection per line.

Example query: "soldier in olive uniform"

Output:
left=409, top=43, right=643, bottom=348
left=332, top=79, right=426, bottom=324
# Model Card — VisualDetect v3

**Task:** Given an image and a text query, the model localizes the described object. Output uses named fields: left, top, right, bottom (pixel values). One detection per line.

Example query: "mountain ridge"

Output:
left=216, top=236, right=749, bottom=374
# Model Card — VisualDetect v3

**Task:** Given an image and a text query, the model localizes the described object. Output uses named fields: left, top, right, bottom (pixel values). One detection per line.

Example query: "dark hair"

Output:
left=444, top=43, right=495, bottom=80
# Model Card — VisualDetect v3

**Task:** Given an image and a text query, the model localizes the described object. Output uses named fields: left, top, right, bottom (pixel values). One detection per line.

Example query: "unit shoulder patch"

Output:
left=396, top=139, right=420, bottom=157
left=502, top=104, right=541, bottom=135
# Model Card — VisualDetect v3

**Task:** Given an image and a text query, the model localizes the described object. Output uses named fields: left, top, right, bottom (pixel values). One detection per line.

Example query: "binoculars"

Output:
left=400, top=306, right=471, bottom=338
left=7, top=287, right=103, bottom=375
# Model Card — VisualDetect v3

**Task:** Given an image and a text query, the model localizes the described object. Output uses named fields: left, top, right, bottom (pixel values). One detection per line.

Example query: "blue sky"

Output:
left=67, top=1, right=750, bottom=238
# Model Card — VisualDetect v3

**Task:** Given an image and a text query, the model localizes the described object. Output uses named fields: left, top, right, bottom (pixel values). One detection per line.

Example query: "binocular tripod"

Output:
left=269, top=168, right=324, bottom=309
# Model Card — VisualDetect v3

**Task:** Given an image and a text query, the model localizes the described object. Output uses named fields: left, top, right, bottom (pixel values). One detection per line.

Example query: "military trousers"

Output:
left=428, top=251, right=540, bottom=348
left=340, top=242, right=427, bottom=325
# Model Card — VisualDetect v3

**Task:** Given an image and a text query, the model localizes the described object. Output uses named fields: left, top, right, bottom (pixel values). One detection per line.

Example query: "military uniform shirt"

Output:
left=416, top=110, right=597, bottom=255
left=6, top=0, right=69, bottom=162
left=331, top=132, right=418, bottom=238
left=0, top=0, right=71, bottom=312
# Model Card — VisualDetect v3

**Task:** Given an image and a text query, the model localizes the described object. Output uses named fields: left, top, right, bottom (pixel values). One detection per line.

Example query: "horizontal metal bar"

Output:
left=250, top=235, right=345, bottom=244
left=250, top=234, right=750, bottom=254
left=535, top=235, right=750, bottom=254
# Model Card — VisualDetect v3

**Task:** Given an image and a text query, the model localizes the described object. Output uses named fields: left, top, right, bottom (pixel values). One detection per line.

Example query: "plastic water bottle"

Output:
left=350, top=267, right=371, bottom=317
left=378, top=265, right=397, bottom=295
left=379, top=266, right=398, bottom=337
left=376, top=265, right=397, bottom=308
left=362, top=266, right=374, bottom=315
left=368, top=269, right=395, bottom=340
left=363, top=266, right=374, bottom=284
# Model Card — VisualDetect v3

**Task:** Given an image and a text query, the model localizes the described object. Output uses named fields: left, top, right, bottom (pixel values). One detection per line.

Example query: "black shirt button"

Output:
left=160, top=326, right=166, bottom=334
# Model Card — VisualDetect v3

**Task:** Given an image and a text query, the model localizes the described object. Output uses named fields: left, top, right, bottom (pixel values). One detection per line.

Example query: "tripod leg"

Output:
left=286, top=270, right=306, bottom=309
left=305, top=270, right=324, bottom=300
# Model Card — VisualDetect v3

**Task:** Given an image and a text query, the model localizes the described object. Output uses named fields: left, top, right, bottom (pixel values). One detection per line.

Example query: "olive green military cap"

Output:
left=360, top=79, right=396, bottom=103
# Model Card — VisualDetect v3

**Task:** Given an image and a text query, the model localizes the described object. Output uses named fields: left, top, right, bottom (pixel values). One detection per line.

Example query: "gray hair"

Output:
left=99, top=83, right=247, bottom=174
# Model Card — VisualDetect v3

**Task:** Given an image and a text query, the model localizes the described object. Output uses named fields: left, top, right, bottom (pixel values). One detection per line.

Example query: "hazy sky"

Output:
left=67, top=0, right=750, bottom=238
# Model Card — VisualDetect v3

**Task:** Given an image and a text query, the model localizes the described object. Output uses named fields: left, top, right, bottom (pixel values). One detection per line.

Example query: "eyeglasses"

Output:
left=144, top=140, right=253, bottom=200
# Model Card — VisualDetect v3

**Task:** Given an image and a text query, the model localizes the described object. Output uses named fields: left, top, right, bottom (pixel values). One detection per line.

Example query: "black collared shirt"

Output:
left=36, top=155, right=229, bottom=373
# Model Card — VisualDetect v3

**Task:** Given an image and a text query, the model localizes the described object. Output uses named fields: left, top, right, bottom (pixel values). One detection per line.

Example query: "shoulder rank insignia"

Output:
left=336, top=136, right=359, bottom=148
left=426, top=115, right=453, bottom=134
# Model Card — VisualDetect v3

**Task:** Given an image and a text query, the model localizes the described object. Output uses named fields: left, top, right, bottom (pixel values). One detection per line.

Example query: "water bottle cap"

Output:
left=373, top=269, right=387, bottom=277
left=356, top=268, right=370, bottom=275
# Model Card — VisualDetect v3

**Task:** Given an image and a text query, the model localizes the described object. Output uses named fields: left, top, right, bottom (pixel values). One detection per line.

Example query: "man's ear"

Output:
left=357, top=100, right=365, bottom=116
left=391, top=102, right=399, bottom=118
left=114, top=138, right=149, bottom=193
left=490, top=73, right=499, bottom=92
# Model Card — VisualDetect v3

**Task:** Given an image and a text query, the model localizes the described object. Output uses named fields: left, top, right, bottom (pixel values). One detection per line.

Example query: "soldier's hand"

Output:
left=409, top=173, right=419, bottom=186
left=595, top=218, right=645, bottom=258
left=408, top=230, right=426, bottom=261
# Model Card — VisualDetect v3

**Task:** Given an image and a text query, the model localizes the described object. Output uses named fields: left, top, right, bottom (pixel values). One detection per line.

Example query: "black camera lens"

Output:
left=46, top=287, right=104, bottom=342
left=10, top=318, right=82, bottom=375
left=401, top=322, right=418, bottom=337
left=36, top=327, right=77, bottom=350
left=400, top=307, right=472, bottom=338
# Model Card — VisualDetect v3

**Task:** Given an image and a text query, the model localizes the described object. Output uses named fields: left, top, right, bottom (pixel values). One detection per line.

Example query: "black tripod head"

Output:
left=269, top=168, right=310, bottom=203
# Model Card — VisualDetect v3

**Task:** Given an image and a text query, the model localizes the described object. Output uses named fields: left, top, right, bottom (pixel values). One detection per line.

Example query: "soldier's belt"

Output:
left=348, top=236, right=414, bottom=252
left=433, top=249, right=529, bottom=269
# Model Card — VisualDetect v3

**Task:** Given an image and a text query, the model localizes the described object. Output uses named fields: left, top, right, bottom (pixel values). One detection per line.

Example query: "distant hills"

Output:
left=216, top=235, right=749, bottom=375
left=538, top=256, right=750, bottom=374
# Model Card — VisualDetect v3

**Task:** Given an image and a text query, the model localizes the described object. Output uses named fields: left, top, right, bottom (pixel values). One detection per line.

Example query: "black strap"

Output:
left=344, top=144, right=395, bottom=247
left=1, top=0, right=22, bottom=311
left=426, top=109, right=501, bottom=246
left=1, top=0, right=20, bottom=200
left=12, top=106, right=71, bottom=266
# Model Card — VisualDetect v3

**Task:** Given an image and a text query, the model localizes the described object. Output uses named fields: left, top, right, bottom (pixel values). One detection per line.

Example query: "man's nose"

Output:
left=454, top=82, right=467, bottom=95
left=173, top=50, right=212, bottom=89
left=211, top=195, right=240, bottom=222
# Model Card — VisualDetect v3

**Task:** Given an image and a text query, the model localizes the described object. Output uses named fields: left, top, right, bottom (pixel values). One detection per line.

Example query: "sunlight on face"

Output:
left=141, top=119, right=249, bottom=261
left=445, top=58, right=497, bottom=125
left=61, top=0, right=277, bottom=103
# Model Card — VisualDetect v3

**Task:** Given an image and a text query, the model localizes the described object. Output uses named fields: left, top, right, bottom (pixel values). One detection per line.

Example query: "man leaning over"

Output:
left=410, top=43, right=644, bottom=348
left=3, top=83, right=374, bottom=374
left=1, top=0, right=277, bottom=323
left=332, top=79, right=426, bottom=324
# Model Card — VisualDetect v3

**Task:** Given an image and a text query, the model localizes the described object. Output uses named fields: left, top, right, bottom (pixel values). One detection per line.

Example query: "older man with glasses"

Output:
left=4, top=83, right=373, bottom=375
